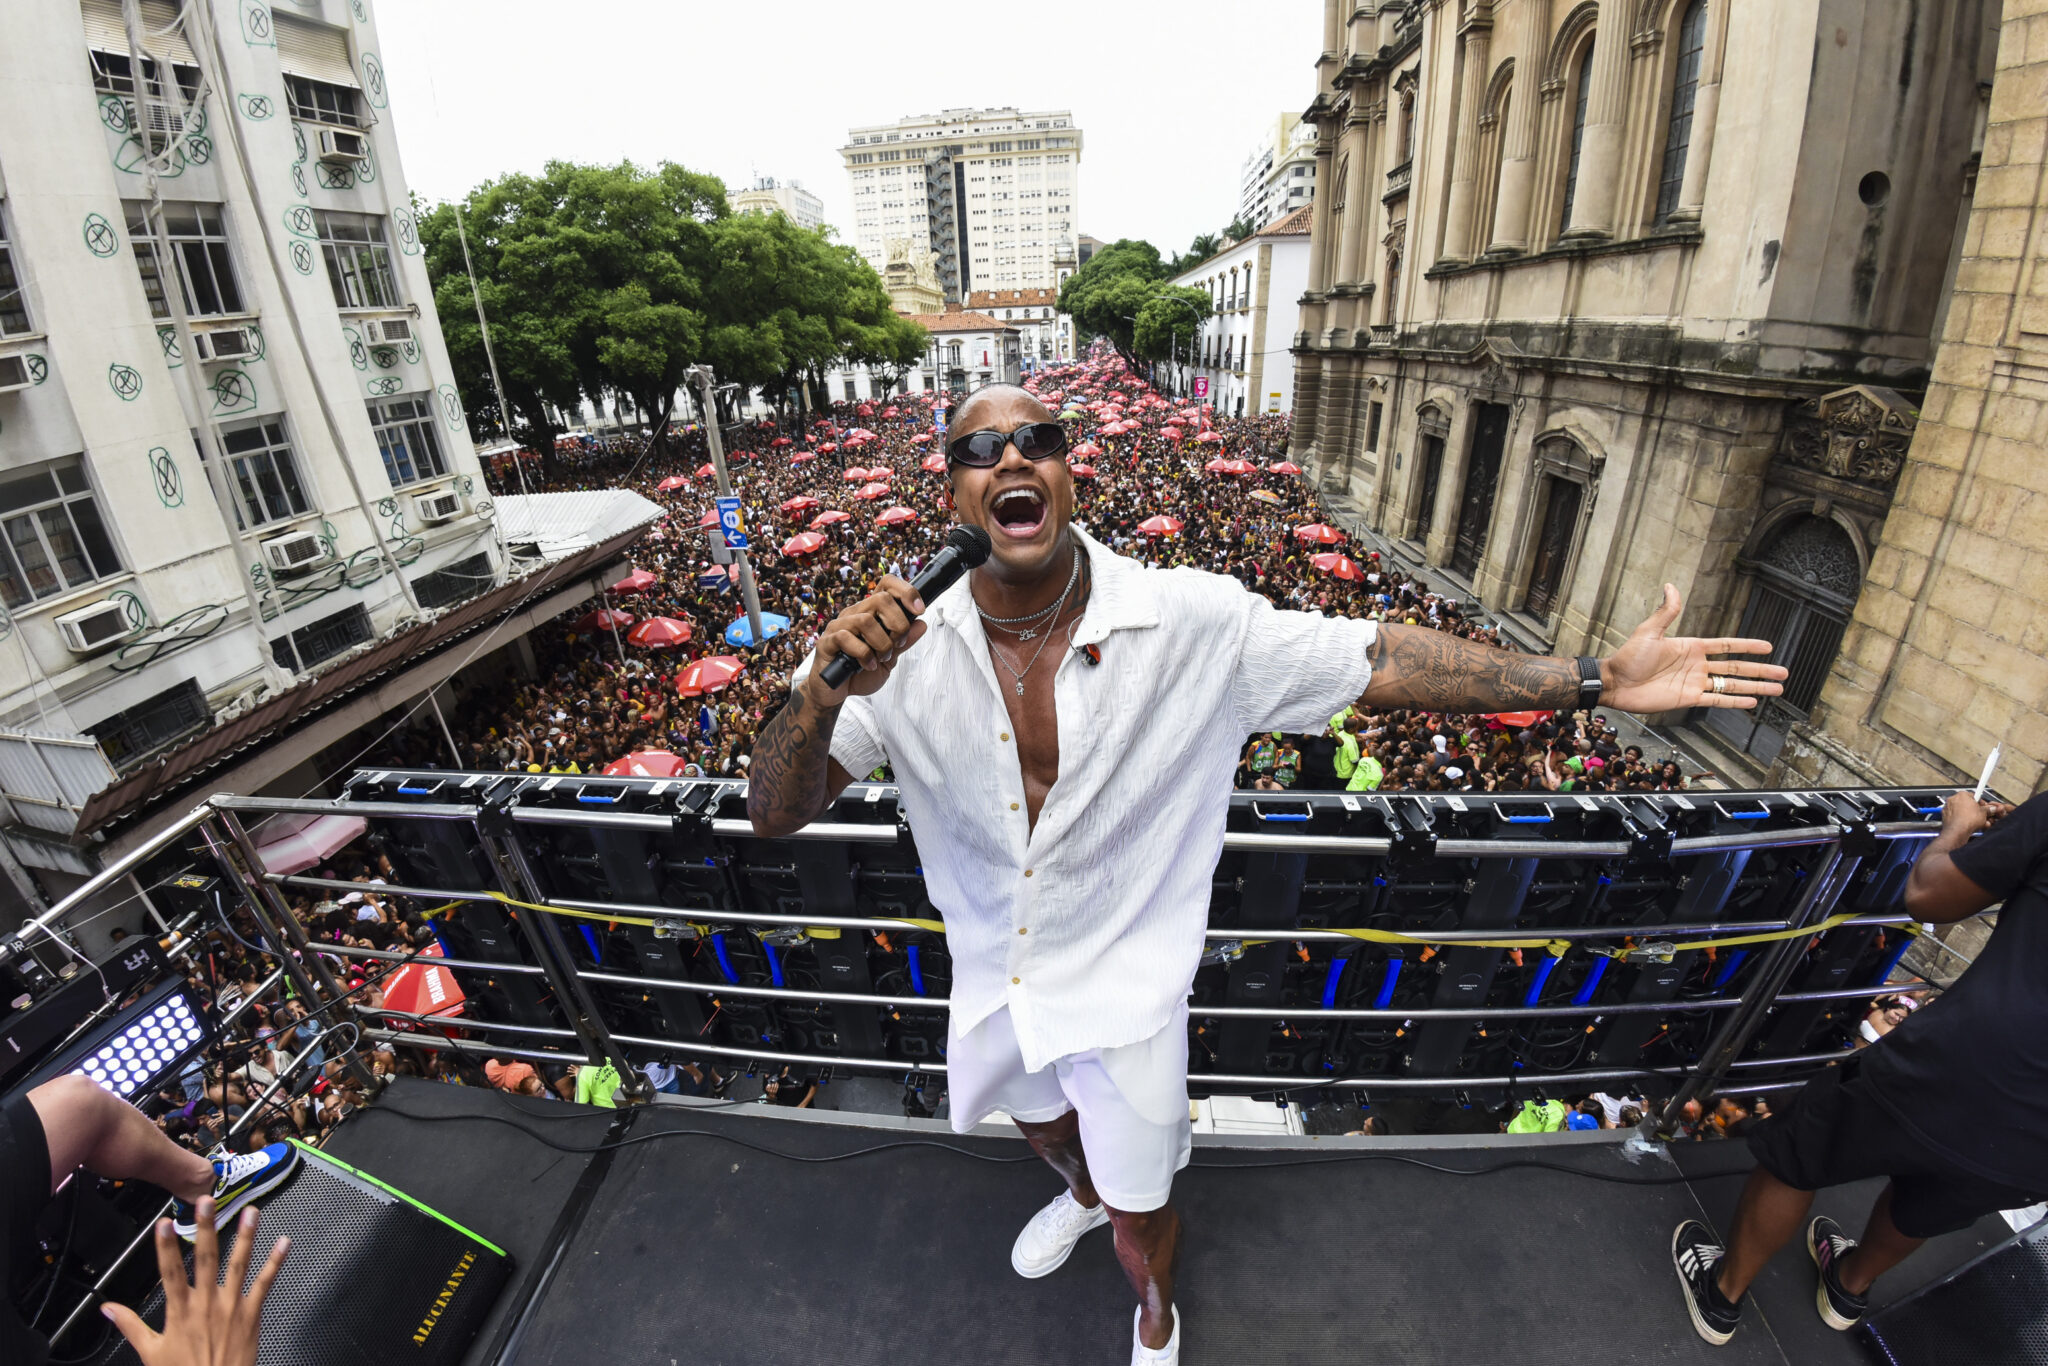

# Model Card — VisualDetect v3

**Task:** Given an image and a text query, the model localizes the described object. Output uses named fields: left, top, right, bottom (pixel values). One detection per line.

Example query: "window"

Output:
left=88, top=49, right=199, bottom=103
left=368, top=393, right=448, bottom=487
left=1366, top=401, right=1384, bottom=452
left=411, top=552, right=492, bottom=610
left=0, top=214, right=30, bottom=336
left=213, top=416, right=311, bottom=529
left=1560, top=41, right=1595, bottom=232
left=1655, top=0, right=1708, bottom=225
left=283, top=75, right=362, bottom=128
left=314, top=210, right=400, bottom=308
left=88, top=679, right=210, bottom=771
left=272, top=603, right=372, bottom=671
left=0, top=459, right=122, bottom=609
left=123, top=202, right=245, bottom=318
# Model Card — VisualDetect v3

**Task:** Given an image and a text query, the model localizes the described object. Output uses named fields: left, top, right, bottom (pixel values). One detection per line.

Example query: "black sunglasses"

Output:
left=946, top=422, right=1070, bottom=468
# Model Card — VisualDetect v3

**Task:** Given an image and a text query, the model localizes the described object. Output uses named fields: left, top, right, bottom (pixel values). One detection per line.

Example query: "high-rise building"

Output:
left=0, top=0, right=651, bottom=916
left=1238, top=115, right=1318, bottom=230
left=729, top=176, right=824, bottom=231
left=841, top=108, right=1082, bottom=302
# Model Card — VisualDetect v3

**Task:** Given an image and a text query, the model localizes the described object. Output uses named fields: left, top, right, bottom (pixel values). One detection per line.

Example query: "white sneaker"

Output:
left=1010, top=1189, right=1110, bottom=1278
left=1131, top=1305, right=1181, bottom=1364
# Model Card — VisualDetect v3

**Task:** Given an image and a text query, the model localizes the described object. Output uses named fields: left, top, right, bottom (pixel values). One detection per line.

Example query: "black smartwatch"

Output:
left=1576, top=656, right=1603, bottom=710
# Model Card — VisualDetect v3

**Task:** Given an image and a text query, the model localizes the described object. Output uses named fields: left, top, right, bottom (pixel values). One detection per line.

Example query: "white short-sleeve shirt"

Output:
left=793, top=526, right=1376, bottom=1071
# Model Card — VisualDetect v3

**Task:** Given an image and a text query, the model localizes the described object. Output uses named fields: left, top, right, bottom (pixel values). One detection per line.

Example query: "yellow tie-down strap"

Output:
left=469, top=893, right=1877, bottom=963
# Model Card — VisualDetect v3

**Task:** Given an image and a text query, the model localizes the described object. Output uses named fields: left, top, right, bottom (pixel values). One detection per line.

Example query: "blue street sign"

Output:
left=715, top=496, right=748, bottom=551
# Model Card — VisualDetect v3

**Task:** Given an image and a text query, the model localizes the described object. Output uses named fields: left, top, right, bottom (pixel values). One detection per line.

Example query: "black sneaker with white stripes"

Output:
left=1672, top=1220, right=1743, bottom=1345
left=1806, top=1215, right=1870, bottom=1330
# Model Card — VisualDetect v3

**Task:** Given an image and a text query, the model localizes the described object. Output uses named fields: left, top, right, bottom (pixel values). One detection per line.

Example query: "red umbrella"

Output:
left=1138, top=515, right=1183, bottom=537
left=380, top=947, right=465, bottom=1023
left=1069, top=463, right=1096, bottom=478
left=911, top=432, right=933, bottom=444
left=819, top=442, right=839, bottom=453
left=1221, top=459, right=1256, bottom=475
left=809, top=510, right=851, bottom=529
left=698, top=508, right=721, bottom=528
left=656, top=475, right=690, bottom=492
left=603, top=748, right=690, bottom=778
left=1312, top=553, right=1363, bottom=580
left=791, top=451, right=817, bottom=464
left=1203, top=457, right=1232, bottom=473
left=854, top=481, right=890, bottom=500
left=1175, top=408, right=1201, bottom=422
left=856, top=403, right=874, bottom=416
left=627, top=616, right=694, bottom=649
left=1161, top=425, right=1184, bottom=441
left=696, top=463, right=716, bottom=478
left=1487, top=711, right=1553, bottom=729
left=572, top=607, right=634, bottom=633
left=1071, top=441, right=1103, bottom=458
left=921, top=453, right=947, bottom=473
left=881, top=407, right=900, bottom=419
left=1269, top=461, right=1303, bottom=475
left=1195, top=431, right=1225, bottom=444
left=676, top=655, right=746, bottom=696
left=875, top=506, right=919, bottom=525
left=781, top=531, right=828, bottom=555
left=843, top=466, right=870, bottom=482
left=610, top=567, right=657, bottom=594
left=1295, top=522, right=1345, bottom=544
left=770, top=436, right=793, bottom=447
left=780, top=495, right=821, bottom=514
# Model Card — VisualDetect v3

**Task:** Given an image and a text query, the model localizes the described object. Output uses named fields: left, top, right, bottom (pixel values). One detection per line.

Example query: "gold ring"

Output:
left=1710, top=674, right=1725, bottom=693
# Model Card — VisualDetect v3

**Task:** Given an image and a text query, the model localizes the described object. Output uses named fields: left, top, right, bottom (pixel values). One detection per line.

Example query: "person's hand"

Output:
left=1599, top=584, right=1790, bottom=713
left=804, top=574, right=927, bottom=706
left=103, top=1201, right=290, bottom=1366
left=1940, top=789, right=2010, bottom=840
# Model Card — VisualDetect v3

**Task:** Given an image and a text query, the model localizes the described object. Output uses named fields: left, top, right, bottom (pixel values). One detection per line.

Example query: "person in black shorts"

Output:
left=1672, top=788, right=2048, bottom=1345
left=3, top=1074, right=295, bottom=1365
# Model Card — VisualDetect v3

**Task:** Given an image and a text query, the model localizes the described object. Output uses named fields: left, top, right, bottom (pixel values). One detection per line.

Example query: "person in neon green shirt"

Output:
left=574, top=1061, right=623, bottom=1108
left=1346, top=753, right=1383, bottom=792
left=1506, top=1098, right=1566, bottom=1133
left=1333, top=723, right=1361, bottom=785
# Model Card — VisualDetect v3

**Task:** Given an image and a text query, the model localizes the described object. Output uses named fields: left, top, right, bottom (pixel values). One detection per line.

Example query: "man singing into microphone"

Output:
left=748, top=383, right=1786, bottom=1365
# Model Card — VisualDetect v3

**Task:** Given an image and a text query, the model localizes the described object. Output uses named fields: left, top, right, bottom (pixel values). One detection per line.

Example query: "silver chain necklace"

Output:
left=975, top=548, right=1080, bottom=641
left=982, top=552, right=1082, bottom=695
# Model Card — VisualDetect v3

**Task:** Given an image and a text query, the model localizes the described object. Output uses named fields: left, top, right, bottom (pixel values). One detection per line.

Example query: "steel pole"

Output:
left=202, top=813, right=377, bottom=1090
left=1651, top=843, right=1858, bottom=1139
left=692, top=366, right=766, bottom=647
left=456, top=202, right=532, bottom=500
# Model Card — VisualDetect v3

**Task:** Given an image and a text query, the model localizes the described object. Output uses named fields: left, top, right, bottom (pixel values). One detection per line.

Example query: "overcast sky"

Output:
left=375, top=1, right=1323, bottom=259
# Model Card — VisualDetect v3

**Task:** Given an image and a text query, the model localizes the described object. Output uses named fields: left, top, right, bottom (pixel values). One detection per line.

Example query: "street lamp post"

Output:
left=688, top=365, right=766, bottom=650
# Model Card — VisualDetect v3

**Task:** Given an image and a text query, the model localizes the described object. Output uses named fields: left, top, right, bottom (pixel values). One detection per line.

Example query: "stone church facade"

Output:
left=1289, top=0, right=1999, bottom=778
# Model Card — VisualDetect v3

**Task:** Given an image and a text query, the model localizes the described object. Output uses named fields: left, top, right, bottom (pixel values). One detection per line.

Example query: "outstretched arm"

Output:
left=746, top=687, right=856, bottom=838
left=1357, top=584, right=1788, bottom=715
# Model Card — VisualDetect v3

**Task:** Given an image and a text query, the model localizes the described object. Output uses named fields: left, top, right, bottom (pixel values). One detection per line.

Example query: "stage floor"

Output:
left=325, top=1079, right=2013, bottom=1366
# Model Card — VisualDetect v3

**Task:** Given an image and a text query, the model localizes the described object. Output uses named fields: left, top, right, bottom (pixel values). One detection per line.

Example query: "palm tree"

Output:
left=1185, top=232, right=1221, bottom=264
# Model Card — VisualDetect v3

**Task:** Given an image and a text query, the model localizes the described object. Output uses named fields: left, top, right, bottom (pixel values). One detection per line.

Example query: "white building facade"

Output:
left=1238, top=114, right=1318, bottom=230
left=966, top=288, right=1072, bottom=369
left=841, top=107, right=1082, bottom=301
left=730, top=176, right=824, bottom=231
left=0, top=0, right=503, bottom=896
left=1163, top=207, right=1312, bottom=417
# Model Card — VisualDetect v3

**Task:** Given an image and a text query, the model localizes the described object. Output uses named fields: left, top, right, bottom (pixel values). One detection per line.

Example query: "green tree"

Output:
left=1225, top=216, right=1255, bottom=242
left=1058, top=238, right=1211, bottom=366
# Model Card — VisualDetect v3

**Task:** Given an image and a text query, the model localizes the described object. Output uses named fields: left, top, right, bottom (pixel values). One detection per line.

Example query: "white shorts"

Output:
left=946, top=1004, right=1192, bottom=1212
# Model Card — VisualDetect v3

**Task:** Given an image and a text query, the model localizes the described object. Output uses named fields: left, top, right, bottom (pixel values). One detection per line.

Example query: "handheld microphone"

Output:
left=818, top=523, right=993, bottom=689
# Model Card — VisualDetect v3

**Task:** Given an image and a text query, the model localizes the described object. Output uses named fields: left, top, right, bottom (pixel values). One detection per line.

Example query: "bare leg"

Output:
left=1836, top=1183, right=1926, bottom=1296
left=1014, top=1110, right=1101, bottom=1209
left=27, top=1074, right=214, bottom=1202
left=1715, top=1164, right=1816, bottom=1303
left=1107, top=1204, right=1181, bottom=1351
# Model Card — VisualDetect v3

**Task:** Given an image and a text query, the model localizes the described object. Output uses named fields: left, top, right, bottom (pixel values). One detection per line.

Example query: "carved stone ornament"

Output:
left=1779, top=386, right=1917, bottom=489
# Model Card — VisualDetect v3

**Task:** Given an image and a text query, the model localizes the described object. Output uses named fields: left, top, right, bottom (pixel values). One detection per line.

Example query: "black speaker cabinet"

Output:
left=100, top=1142, right=510, bottom=1366
left=1859, top=1216, right=2048, bottom=1365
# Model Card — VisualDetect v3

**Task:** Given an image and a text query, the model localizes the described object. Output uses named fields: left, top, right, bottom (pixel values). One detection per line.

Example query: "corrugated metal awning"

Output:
left=80, top=0, right=198, bottom=65
left=71, top=525, right=651, bottom=839
left=495, top=490, right=666, bottom=562
left=274, top=14, right=359, bottom=88
left=0, top=729, right=118, bottom=837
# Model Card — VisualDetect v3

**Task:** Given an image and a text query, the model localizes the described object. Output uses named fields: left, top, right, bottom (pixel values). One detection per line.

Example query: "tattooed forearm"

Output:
left=746, top=684, right=842, bottom=836
left=1358, top=624, right=1584, bottom=712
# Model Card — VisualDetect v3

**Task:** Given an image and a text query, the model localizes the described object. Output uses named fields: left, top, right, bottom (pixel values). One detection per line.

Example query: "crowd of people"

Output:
left=364, top=348, right=1699, bottom=797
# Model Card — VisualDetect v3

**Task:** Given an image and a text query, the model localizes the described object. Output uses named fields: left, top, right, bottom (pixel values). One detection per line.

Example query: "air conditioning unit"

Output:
left=191, top=328, right=255, bottom=363
left=0, top=354, right=31, bottom=393
left=413, top=490, right=462, bottom=524
left=54, top=599, right=136, bottom=653
left=317, top=127, right=369, bottom=164
left=371, top=318, right=413, bottom=344
left=261, top=529, right=330, bottom=575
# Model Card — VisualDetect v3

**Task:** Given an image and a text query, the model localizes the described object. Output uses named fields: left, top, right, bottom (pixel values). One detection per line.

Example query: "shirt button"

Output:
left=1010, top=802, right=1019, bottom=811
left=1024, top=869, right=1033, bottom=877
left=1011, top=976, right=1021, bottom=984
left=1018, top=927, right=1028, bottom=935
left=999, top=732, right=1010, bottom=741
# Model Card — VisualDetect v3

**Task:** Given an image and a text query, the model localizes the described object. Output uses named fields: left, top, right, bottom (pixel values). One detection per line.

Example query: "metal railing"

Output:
left=11, top=778, right=1964, bottom=1142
